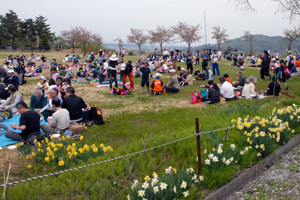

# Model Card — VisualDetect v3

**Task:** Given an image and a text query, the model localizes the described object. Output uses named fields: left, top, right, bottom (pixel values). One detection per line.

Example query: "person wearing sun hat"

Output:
left=36, top=75, right=49, bottom=94
left=151, top=73, right=163, bottom=95
left=108, top=54, right=119, bottom=89
left=242, top=76, right=258, bottom=99
left=3, top=69, right=19, bottom=90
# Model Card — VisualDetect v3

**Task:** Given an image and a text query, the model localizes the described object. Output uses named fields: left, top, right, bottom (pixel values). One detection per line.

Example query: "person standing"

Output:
left=201, top=49, right=209, bottom=71
left=122, top=60, right=134, bottom=91
left=285, top=51, right=294, bottom=71
left=108, top=54, right=119, bottom=89
left=5, top=102, right=40, bottom=142
left=186, top=51, right=193, bottom=75
left=260, top=50, right=271, bottom=80
left=211, top=50, right=220, bottom=76
left=196, top=50, right=200, bottom=65
left=278, top=59, right=289, bottom=90
left=140, top=60, right=151, bottom=94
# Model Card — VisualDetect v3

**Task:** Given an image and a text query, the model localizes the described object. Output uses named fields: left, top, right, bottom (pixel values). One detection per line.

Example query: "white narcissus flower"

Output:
left=222, top=157, right=226, bottom=163
left=173, top=186, right=177, bottom=193
left=199, top=175, right=204, bottom=181
left=153, top=186, right=159, bottom=194
left=192, top=174, right=197, bottom=180
left=212, top=156, right=219, bottom=162
left=205, top=159, right=211, bottom=165
left=160, top=182, right=168, bottom=190
left=204, top=149, right=207, bottom=154
left=208, top=153, right=214, bottom=159
left=180, top=181, right=187, bottom=189
left=230, top=144, right=235, bottom=149
left=151, top=178, right=159, bottom=186
left=230, top=157, right=234, bottom=161
left=141, top=182, right=149, bottom=189
left=217, top=148, right=223, bottom=154
left=127, top=194, right=131, bottom=200
left=138, top=190, right=145, bottom=197
left=183, top=191, right=189, bottom=198
left=240, top=151, right=244, bottom=155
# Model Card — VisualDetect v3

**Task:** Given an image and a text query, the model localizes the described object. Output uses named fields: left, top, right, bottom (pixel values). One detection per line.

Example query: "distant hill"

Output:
left=192, top=34, right=300, bottom=54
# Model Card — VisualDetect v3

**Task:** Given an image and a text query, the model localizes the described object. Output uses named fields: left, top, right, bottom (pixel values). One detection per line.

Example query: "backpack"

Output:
left=0, top=108, right=13, bottom=119
left=200, top=90, right=207, bottom=98
left=285, top=67, right=291, bottom=76
left=27, top=132, right=50, bottom=145
left=191, top=91, right=201, bottom=104
left=110, top=87, right=117, bottom=95
left=89, top=106, right=105, bottom=125
left=194, top=69, right=200, bottom=76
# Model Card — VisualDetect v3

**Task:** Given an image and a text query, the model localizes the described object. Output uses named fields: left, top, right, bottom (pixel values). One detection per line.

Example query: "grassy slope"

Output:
left=0, top=51, right=299, bottom=199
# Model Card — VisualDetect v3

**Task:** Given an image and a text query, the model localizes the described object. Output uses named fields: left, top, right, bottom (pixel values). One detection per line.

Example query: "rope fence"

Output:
left=0, top=125, right=235, bottom=187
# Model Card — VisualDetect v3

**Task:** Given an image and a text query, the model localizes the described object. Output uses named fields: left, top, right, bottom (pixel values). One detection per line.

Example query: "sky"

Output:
left=1, top=0, right=299, bottom=47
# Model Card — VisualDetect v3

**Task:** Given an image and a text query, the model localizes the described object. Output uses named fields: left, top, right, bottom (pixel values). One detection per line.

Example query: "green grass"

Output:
left=0, top=51, right=300, bottom=199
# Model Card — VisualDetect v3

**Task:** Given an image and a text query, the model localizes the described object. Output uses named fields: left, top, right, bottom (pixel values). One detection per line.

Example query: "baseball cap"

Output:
left=7, top=69, right=14, bottom=73
left=5, top=84, right=15, bottom=90
left=169, top=69, right=176, bottom=73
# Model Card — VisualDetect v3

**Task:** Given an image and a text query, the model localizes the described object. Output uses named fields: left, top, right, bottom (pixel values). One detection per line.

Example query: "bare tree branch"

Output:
left=211, top=25, right=229, bottom=51
left=283, top=27, right=300, bottom=50
left=242, top=30, right=255, bottom=54
left=127, top=28, right=148, bottom=54
left=148, top=26, right=173, bottom=53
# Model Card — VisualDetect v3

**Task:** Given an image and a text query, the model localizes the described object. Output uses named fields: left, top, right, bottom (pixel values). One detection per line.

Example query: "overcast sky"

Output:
left=1, top=0, right=299, bottom=47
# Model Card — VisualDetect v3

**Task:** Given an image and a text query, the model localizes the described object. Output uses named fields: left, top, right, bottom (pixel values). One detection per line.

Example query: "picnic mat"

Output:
left=0, top=115, right=47, bottom=147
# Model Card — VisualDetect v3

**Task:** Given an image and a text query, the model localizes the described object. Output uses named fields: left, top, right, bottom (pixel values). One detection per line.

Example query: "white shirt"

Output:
left=220, top=81, right=234, bottom=99
left=211, top=54, right=218, bottom=63
left=103, top=62, right=109, bottom=69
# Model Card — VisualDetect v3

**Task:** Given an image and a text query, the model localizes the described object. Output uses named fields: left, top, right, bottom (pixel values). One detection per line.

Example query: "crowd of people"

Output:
left=0, top=47, right=299, bottom=144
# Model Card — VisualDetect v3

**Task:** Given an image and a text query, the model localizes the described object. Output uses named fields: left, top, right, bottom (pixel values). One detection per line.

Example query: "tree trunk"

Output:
left=160, top=42, right=163, bottom=53
left=12, top=37, right=16, bottom=50
left=187, top=43, right=191, bottom=52
left=83, top=41, right=86, bottom=54
left=287, top=41, right=292, bottom=51
left=36, top=35, right=40, bottom=48
left=217, top=42, right=221, bottom=51
left=138, top=44, right=141, bottom=55
left=250, top=42, right=253, bottom=54
left=72, top=42, right=75, bottom=53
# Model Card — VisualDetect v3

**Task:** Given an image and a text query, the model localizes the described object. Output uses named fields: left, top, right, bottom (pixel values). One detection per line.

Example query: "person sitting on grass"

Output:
left=151, top=73, right=163, bottom=95
left=62, top=86, right=89, bottom=122
left=241, top=76, right=257, bottom=99
left=3, top=70, right=19, bottom=90
left=266, top=76, right=281, bottom=96
left=233, top=72, right=246, bottom=88
left=224, top=74, right=233, bottom=85
left=140, top=60, right=151, bottom=94
left=76, top=67, right=87, bottom=82
left=219, top=77, right=236, bottom=101
left=39, top=88, right=62, bottom=120
left=181, top=70, right=193, bottom=86
left=166, top=69, right=180, bottom=93
left=5, top=102, right=40, bottom=142
left=202, top=80, right=220, bottom=104
left=41, top=98, right=70, bottom=135
left=30, top=88, right=47, bottom=111
left=36, top=75, right=49, bottom=94
left=58, top=67, right=67, bottom=77
left=0, top=84, right=24, bottom=113
left=177, top=68, right=187, bottom=84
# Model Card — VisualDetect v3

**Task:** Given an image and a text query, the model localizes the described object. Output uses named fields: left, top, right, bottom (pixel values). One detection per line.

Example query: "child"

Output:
left=278, top=60, right=289, bottom=90
left=59, top=67, right=67, bottom=77
left=151, top=73, right=163, bottom=95
left=140, top=60, right=151, bottom=94
left=50, top=67, right=59, bottom=81
left=36, top=75, right=49, bottom=94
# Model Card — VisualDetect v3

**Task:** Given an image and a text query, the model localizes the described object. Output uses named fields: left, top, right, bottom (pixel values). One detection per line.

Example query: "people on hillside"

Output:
left=3, top=70, right=19, bottom=90
left=122, top=60, right=134, bottom=91
left=186, top=51, right=193, bottom=75
left=140, top=60, right=151, bottom=94
left=151, top=73, right=163, bottom=95
left=211, top=50, right=220, bottom=76
left=260, top=50, right=271, bottom=80
left=224, top=74, right=233, bottom=85
left=5, top=102, right=40, bottom=142
left=219, top=77, right=236, bottom=101
left=201, top=49, right=209, bottom=71
left=278, top=59, right=289, bottom=90
left=0, top=84, right=24, bottom=113
left=241, top=76, right=257, bottom=99
left=40, top=88, right=63, bottom=120
left=108, top=54, right=119, bottom=89
left=182, top=70, right=193, bottom=86
left=202, top=80, right=220, bottom=104
left=266, top=76, right=281, bottom=96
left=233, top=72, right=246, bottom=88
left=61, top=87, right=89, bottom=122
left=30, top=88, right=47, bottom=111
left=41, top=98, right=70, bottom=135
left=166, top=69, right=180, bottom=93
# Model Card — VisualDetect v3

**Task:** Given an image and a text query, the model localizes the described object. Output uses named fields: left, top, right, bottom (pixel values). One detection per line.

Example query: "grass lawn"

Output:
left=0, top=50, right=299, bottom=199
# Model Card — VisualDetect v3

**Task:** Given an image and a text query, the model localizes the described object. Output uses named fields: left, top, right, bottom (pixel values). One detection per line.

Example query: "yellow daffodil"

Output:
left=144, top=176, right=151, bottom=182
left=58, top=160, right=64, bottom=167
left=27, top=165, right=31, bottom=169
left=44, top=157, right=50, bottom=162
left=32, top=152, right=36, bottom=156
left=80, top=136, right=84, bottom=140
left=173, top=168, right=177, bottom=173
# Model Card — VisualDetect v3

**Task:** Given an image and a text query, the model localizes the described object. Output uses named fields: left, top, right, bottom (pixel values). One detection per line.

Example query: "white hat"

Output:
left=7, top=70, right=14, bottom=73
left=181, top=68, right=185, bottom=71
left=110, top=54, right=118, bottom=61
left=120, top=63, right=126, bottom=70
left=40, top=75, right=47, bottom=81
left=169, top=69, right=176, bottom=73
left=155, top=73, right=162, bottom=77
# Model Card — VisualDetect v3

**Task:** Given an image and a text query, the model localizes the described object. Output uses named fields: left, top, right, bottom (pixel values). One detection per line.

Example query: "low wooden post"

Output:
left=195, top=118, right=202, bottom=174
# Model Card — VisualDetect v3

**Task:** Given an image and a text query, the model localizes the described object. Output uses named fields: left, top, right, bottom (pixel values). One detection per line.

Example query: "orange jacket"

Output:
left=151, top=79, right=163, bottom=93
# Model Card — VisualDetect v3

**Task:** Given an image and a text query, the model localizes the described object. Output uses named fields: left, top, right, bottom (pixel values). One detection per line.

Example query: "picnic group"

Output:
left=0, top=47, right=299, bottom=146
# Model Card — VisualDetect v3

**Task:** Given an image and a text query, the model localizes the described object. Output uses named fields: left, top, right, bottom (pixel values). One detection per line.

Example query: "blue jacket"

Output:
left=3, top=75, right=19, bottom=89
